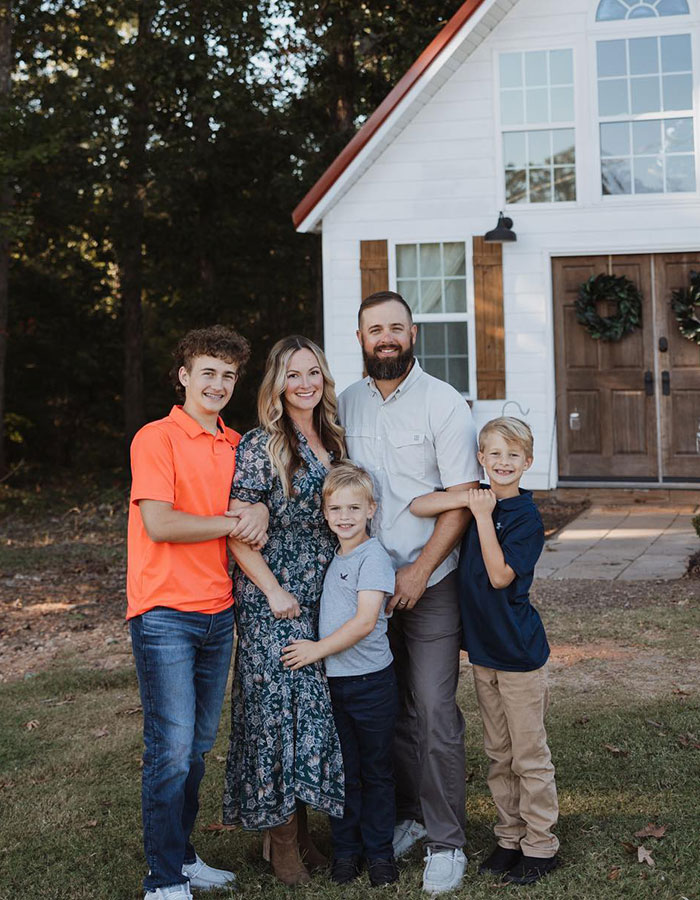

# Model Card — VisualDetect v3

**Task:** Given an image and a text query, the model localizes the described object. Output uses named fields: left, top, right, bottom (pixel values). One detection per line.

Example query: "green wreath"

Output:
left=670, top=270, right=700, bottom=345
left=575, top=273, right=642, bottom=342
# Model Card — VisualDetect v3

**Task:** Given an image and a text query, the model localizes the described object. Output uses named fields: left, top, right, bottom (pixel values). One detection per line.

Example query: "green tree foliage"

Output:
left=4, top=0, right=461, bottom=473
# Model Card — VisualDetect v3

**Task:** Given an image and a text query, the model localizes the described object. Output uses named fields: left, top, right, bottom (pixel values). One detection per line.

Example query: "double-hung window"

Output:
left=499, top=49, right=576, bottom=203
left=395, top=242, right=471, bottom=394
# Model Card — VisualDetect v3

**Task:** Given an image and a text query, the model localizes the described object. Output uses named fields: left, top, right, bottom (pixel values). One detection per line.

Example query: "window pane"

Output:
left=447, top=355, right=469, bottom=394
left=529, top=168, right=552, bottom=202
left=503, top=131, right=527, bottom=168
left=632, top=119, right=661, bottom=155
left=630, top=76, right=660, bottom=114
left=629, top=5, right=655, bottom=17
left=552, top=128, right=575, bottom=164
left=526, top=88, right=548, bottom=124
left=597, top=40, right=627, bottom=78
left=633, top=156, right=663, bottom=193
left=665, top=155, right=696, bottom=191
left=505, top=168, right=527, bottom=203
left=664, top=117, right=694, bottom=153
left=501, top=90, right=524, bottom=125
left=500, top=53, right=522, bottom=88
left=629, top=37, right=658, bottom=75
left=599, top=79, right=629, bottom=116
left=601, top=122, right=630, bottom=157
left=422, top=356, right=447, bottom=382
left=447, top=322, right=467, bottom=355
left=422, top=323, right=444, bottom=356
left=656, top=0, right=690, bottom=15
left=550, top=49, right=573, bottom=85
left=397, top=279, right=418, bottom=313
left=528, top=130, right=551, bottom=166
left=660, top=34, right=691, bottom=73
left=596, top=0, right=628, bottom=21
left=662, top=73, right=692, bottom=111
left=396, top=244, right=417, bottom=278
left=554, top=167, right=576, bottom=201
left=419, top=243, right=441, bottom=278
left=419, top=279, right=442, bottom=314
left=444, top=280, right=467, bottom=314
left=443, top=243, right=466, bottom=278
left=550, top=86, right=574, bottom=121
left=524, top=51, right=547, bottom=86
left=602, top=158, right=632, bottom=194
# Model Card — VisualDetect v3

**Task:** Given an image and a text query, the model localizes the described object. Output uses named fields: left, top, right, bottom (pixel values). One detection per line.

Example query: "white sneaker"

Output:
left=182, top=853, right=236, bottom=889
left=145, top=885, right=193, bottom=900
left=393, top=818, right=428, bottom=857
left=422, top=848, right=467, bottom=894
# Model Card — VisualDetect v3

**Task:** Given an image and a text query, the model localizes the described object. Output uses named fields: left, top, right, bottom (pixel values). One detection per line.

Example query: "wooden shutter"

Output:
left=473, top=236, right=506, bottom=400
left=360, top=240, right=388, bottom=299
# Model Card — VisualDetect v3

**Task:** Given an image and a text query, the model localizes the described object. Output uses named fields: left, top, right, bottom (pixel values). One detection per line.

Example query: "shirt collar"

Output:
left=169, top=405, right=232, bottom=443
left=366, top=360, right=424, bottom=402
left=496, top=489, right=533, bottom=511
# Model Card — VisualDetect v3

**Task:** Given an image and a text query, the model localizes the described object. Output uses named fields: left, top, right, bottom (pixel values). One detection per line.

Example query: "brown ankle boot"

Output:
left=262, top=814, right=311, bottom=886
left=296, top=803, right=328, bottom=872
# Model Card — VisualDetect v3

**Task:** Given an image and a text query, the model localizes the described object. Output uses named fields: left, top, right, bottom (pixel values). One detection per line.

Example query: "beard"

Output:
left=363, top=342, right=415, bottom=382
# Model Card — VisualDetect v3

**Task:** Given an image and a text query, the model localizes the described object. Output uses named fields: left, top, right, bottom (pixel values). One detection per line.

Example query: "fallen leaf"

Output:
left=604, top=743, right=629, bottom=757
left=677, top=733, right=700, bottom=749
left=24, top=720, right=39, bottom=730
left=214, top=755, right=226, bottom=763
left=117, top=706, right=142, bottom=717
left=637, top=845, right=655, bottom=867
left=575, top=716, right=590, bottom=726
left=620, top=841, right=637, bottom=855
left=645, top=720, right=663, bottom=729
left=672, top=684, right=690, bottom=696
left=84, top=820, right=98, bottom=828
left=201, top=823, right=237, bottom=832
left=93, top=727, right=109, bottom=739
left=635, top=823, right=666, bottom=839
left=607, top=866, right=621, bottom=881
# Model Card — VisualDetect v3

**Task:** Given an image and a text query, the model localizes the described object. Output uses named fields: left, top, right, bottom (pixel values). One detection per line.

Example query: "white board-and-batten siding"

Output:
left=319, top=0, right=700, bottom=489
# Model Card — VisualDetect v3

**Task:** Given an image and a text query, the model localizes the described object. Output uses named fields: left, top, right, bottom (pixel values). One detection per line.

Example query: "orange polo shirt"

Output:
left=126, top=405, right=240, bottom=620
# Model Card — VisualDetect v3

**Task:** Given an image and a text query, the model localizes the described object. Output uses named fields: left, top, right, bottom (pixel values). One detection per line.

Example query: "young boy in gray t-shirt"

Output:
left=281, top=463, right=398, bottom=887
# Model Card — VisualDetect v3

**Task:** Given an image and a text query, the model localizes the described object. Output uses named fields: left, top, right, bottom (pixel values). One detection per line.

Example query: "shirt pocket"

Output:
left=388, top=430, right=426, bottom=480
left=344, top=425, right=376, bottom=466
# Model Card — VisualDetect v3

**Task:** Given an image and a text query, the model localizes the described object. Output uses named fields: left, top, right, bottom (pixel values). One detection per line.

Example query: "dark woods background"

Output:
left=0, top=1, right=461, bottom=477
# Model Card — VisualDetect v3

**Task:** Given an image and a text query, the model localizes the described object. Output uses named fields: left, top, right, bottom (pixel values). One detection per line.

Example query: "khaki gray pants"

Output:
left=388, top=571, right=465, bottom=850
left=472, top=664, right=559, bottom=858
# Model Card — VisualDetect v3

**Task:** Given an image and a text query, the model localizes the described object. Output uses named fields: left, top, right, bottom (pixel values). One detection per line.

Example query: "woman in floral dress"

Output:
left=223, top=335, right=346, bottom=885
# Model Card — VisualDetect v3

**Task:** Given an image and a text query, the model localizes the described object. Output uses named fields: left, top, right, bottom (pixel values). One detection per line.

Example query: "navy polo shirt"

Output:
left=457, top=487, right=549, bottom=672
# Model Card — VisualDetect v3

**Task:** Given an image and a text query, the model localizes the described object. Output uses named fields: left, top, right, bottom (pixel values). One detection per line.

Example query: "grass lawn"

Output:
left=1, top=483, right=699, bottom=899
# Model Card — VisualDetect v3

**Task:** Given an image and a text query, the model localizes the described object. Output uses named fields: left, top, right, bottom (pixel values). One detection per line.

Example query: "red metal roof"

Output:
left=292, top=0, right=489, bottom=230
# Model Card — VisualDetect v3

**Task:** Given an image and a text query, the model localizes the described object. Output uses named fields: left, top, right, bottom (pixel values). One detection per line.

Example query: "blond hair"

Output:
left=322, top=462, right=376, bottom=507
left=479, top=417, right=534, bottom=458
left=257, top=335, right=346, bottom=497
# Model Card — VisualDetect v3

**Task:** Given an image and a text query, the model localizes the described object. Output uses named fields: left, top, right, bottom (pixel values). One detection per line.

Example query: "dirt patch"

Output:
left=535, top=496, right=590, bottom=539
left=531, top=576, right=700, bottom=611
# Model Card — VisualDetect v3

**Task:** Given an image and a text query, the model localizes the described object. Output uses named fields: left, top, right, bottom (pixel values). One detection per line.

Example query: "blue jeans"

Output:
left=328, top=664, right=399, bottom=860
left=130, top=605, right=234, bottom=891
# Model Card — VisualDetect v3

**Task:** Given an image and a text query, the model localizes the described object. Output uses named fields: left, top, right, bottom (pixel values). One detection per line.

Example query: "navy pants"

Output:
left=328, top=664, right=399, bottom=860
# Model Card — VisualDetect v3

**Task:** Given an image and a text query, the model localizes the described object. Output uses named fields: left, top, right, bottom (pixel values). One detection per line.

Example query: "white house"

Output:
left=293, top=0, right=700, bottom=490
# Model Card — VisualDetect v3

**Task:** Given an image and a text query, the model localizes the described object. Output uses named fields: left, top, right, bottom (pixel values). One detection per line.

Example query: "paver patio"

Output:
left=536, top=499, right=699, bottom=581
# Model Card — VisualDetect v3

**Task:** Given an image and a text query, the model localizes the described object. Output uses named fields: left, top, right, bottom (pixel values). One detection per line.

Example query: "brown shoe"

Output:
left=262, top=814, right=312, bottom=886
left=296, top=803, right=329, bottom=872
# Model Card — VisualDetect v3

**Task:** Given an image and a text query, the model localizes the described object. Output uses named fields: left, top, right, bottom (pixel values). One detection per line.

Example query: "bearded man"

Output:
left=337, top=291, right=481, bottom=895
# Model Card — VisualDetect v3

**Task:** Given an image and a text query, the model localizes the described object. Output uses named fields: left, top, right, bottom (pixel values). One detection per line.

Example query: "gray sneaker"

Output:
left=422, top=848, right=467, bottom=894
left=182, top=853, right=236, bottom=889
left=144, top=885, right=193, bottom=900
left=392, top=818, right=428, bottom=857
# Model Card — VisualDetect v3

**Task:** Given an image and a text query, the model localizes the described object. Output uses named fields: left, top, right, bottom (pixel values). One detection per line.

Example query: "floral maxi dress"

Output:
left=222, top=427, right=344, bottom=829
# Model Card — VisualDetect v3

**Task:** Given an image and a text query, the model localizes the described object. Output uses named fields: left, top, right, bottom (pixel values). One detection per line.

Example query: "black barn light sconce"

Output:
left=484, top=212, right=517, bottom=243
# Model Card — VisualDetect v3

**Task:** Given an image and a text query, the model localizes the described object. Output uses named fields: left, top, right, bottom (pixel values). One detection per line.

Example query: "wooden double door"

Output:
left=553, top=252, right=700, bottom=482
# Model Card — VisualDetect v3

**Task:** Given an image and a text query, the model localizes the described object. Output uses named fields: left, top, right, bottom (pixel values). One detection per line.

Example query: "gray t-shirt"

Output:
left=319, top=537, right=396, bottom=678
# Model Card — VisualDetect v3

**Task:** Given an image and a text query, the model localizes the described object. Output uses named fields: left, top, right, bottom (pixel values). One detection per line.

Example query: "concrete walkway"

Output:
left=536, top=500, right=699, bottom=581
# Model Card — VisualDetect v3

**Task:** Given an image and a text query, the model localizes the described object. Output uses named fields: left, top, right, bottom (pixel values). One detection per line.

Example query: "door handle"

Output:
left=644, top=371, right=653, bottom=396
left=662, top=371, right=670, bottom=396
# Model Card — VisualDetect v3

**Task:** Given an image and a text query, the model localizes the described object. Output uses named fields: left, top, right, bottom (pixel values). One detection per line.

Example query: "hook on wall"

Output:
left=500, top=400, right=531, bottom=418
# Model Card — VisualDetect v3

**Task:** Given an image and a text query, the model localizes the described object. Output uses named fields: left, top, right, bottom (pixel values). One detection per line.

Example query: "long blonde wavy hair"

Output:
left=258, top=335, right=346, bottom=497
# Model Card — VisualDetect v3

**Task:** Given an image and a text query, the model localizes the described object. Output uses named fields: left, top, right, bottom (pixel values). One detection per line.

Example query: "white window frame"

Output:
left=388, top=238, right=477, bottom=401
left=590, top=4, right=700, bottom=202
left=493, top=42, right=580, bottom=210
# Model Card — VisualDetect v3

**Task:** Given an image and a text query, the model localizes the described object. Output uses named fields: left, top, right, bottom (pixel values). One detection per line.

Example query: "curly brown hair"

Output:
left=170, top=325, right=251, bottom=396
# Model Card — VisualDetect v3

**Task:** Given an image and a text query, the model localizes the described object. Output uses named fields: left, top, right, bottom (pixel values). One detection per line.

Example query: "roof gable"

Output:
left=293, top=0, right=520, bottom=233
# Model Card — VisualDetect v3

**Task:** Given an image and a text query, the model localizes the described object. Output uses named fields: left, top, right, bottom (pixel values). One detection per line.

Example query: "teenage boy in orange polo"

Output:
left=127, top=325, right=267, bottom=900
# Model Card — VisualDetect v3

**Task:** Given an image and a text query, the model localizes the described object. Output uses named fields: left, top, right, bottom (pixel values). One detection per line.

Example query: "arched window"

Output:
left=596, top=0, right=689, bottom=20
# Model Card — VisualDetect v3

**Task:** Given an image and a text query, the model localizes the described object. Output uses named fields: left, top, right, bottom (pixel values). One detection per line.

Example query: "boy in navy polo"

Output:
left=410, top=417, right=559, bottom=886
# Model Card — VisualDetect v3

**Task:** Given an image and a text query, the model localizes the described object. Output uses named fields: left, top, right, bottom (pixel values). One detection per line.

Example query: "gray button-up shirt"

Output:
left=338, top=361, right=481, bottom=588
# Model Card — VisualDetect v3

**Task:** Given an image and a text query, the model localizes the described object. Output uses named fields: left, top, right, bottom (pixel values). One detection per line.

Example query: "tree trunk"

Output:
left=0, top=1, right=13, bottom=475
left=119, top=0, right=154, bottom=444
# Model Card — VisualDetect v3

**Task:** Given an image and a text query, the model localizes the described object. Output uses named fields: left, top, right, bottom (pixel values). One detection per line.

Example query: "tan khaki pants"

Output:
left=472, top=664, right=559, bottom=858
